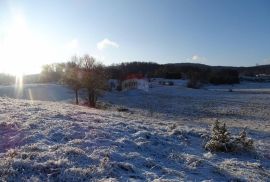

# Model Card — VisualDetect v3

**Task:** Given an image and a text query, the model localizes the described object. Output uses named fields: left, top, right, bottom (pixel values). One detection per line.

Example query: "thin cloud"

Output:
left=192, top=55, right=199, bottom=61
left=262, top=57, right=270, bottom=65
left=97, top=38, right=119, bottom=50
left=189, top=54, right=206, bottom=63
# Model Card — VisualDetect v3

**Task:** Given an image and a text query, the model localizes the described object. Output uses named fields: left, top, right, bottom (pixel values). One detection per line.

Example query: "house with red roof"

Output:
left=121, top=73, right=149, bottom=91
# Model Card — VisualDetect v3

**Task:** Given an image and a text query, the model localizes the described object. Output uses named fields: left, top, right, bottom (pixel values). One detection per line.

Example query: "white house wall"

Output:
left=122, top=79, right=149, bottom=91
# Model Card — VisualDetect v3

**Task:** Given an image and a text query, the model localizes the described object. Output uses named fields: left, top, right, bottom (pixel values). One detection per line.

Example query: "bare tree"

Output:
left=62, top=56, right=82, bottom=105
left=80, top=55, right=107, bottom=107
left=40, top=63, right=65, bottom=83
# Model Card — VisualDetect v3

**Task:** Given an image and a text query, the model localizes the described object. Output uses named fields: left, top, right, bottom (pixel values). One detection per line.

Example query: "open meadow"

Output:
left=0, top=81, right=269, bottom=181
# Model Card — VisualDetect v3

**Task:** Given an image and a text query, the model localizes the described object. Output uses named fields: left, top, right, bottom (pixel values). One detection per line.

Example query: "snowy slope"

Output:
left=0, top=84, right=73, bottom=101
left=0, top=97, right=269, bottom=181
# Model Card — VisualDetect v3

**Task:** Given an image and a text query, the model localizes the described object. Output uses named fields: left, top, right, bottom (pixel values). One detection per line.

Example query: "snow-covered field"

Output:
left=206, top=81, right=270, bottom=94
left=0, top=81, right=270, bottom=181
left=103, top=81, right=270, bottom=131
left=0, top=84, right=75, bottom=102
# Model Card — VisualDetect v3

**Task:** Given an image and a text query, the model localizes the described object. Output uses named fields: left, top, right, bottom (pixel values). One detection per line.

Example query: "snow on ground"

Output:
left=205, top=81, right=270, bottom=94
left=0, top=84, right=87, bottom=103
left=103, top=81, right=270, bottom=132
left=0, top=81, right=270, bottom=181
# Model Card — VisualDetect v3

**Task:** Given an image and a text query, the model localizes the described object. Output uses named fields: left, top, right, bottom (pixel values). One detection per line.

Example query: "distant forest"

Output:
left=1, top=61, right=270, bottom=86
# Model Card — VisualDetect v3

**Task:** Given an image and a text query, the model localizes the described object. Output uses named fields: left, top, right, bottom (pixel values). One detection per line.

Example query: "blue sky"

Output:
left=0, top=0, right=270, bottom=74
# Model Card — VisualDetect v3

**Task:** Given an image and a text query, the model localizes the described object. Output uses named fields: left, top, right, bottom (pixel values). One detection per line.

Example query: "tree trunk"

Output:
left=75, top=89, right=79, bottom=105
left=88, top=91, right=96, bottom=107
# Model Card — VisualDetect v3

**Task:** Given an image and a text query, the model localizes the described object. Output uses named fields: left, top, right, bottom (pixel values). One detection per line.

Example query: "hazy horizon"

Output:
left=1, top=0, right=270, bottom=75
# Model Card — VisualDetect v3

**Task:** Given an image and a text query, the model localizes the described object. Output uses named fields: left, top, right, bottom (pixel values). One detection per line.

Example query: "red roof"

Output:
left=125, top=73, right=144, bottom=80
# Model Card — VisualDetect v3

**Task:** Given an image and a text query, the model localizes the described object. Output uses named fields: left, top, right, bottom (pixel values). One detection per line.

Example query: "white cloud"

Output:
left=191, top=55, right=199, bottom=61
left=97, top=38, right=119, bottom=50
left=188, top=54, right=206, bottom=63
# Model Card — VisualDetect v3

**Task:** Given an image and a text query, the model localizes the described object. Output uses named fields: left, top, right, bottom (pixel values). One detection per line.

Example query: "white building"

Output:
left=122, top=78, right=149, bottom=91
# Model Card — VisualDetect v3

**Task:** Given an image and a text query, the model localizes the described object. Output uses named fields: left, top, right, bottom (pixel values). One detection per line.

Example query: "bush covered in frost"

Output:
left=205, top=120, right=254, bottom=152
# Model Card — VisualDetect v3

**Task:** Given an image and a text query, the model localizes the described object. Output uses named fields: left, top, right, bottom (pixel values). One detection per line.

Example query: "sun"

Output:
left=0, top=11, right=50, bottom=75
left=1, top=13, right=34, bottom=74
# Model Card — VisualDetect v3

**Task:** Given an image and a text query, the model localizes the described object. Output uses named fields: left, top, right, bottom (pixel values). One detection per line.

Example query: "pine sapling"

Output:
left=205, top=121, right=254, bottom=152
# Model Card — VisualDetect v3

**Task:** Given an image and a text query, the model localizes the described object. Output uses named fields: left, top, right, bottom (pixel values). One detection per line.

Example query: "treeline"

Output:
left=107, top=62, right=240, bottom=87
left=107, top=62, right=207, bottom=80
left=238, top=64, right=270, bottom=76
left=107, top=62, right=160, bottom=80
left=0, top=74, right=15, bottom=85
left=40, top=61, right=241, bottom=89
left=39, top=60, right=270, bottom=93
left=40, top=63, right=66, bottom=83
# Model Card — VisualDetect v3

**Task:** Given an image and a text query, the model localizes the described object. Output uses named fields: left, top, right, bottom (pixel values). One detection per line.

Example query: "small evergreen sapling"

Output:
left=205, top=120, right=231, bottom=152
left=232, top=128, right=254, bottom=151
left=205, top=120, right=254, bottom=152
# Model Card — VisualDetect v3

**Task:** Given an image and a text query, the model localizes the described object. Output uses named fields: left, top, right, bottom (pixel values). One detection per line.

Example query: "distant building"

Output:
left=240, top=74, right=270, bottom=82
left=256, top=74, right=270, bottom=81
left=121, top=73, right=149, bottom=91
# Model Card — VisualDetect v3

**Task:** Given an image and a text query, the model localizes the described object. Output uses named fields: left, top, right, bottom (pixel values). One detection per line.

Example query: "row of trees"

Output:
left=186, top=67, right=240, bottom=88
left=0, top=74, right=14, bottom=85
left=107, top=62, right=240, bottom=85
left=107, top=62, right=160, bottom=80
left=41, top=60, right=240, bottom=96
left=41, top=55, right=107, bottom=107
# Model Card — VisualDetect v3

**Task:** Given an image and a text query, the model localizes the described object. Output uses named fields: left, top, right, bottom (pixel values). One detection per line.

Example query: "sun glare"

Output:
left=1, top=13, right=29, bottom=73
left=0, top=10, right=54, bottom=75
left=14, top=73, right=24, bottom=97
left=15, top=73, right=23, bottom=86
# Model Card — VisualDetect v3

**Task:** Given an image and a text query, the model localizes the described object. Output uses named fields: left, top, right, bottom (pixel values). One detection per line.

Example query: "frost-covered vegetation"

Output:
left=41, top=55, right=107, bottom=107
left=0, top=81, right=270, bottom=181
left=205, top=120, right=254, bottom=152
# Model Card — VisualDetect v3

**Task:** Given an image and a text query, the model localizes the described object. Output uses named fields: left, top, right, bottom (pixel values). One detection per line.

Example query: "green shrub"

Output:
left=231, top=129, right=254, bottom=151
